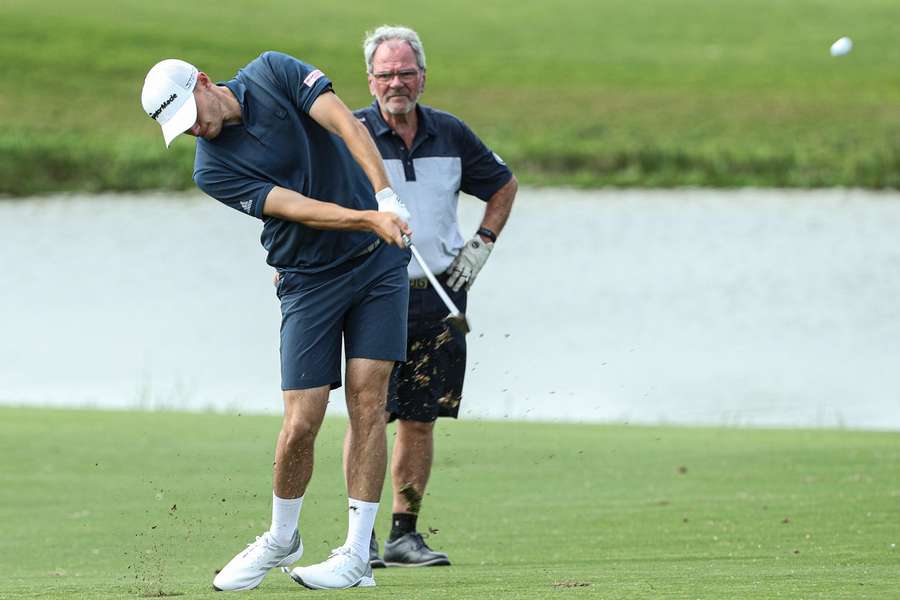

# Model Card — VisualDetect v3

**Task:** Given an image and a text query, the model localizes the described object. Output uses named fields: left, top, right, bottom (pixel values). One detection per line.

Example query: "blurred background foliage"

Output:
left=1, top=0, right=898, bottom=195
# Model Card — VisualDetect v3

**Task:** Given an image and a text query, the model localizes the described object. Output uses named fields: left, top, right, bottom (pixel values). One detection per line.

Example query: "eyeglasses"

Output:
left=371, top=69, right=420, bottom=84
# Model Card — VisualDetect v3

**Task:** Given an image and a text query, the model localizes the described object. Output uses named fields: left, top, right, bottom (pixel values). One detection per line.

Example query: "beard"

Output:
left=383, top=94, right=416, bottom=115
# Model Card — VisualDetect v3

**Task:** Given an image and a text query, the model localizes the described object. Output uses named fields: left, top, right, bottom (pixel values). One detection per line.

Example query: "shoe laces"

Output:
left=239, top=533, right=275, bottom=561
left=327, top=546, right=353, bottom=563
left=323, top=546, right=364, bottom=573
left=408, top=532, right=430, bottom=551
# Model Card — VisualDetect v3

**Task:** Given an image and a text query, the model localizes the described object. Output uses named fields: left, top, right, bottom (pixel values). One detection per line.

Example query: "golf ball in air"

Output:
left=830, top=37, right=853, bottom=56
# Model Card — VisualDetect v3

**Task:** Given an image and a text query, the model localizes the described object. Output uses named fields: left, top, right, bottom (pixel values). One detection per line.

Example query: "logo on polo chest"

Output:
left=149, top=93, right=178, bottom=120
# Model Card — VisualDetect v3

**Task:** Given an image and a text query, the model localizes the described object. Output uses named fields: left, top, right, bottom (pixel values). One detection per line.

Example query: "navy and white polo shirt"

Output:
left=354, top=101, right=512, bottom=279
left=194, top=51, right=379, bottom=273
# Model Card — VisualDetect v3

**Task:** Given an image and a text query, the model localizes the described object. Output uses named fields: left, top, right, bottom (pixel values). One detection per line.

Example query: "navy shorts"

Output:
left=277, top=241, right=410, bottom=390
left=388, top=277, right=467, bottom=422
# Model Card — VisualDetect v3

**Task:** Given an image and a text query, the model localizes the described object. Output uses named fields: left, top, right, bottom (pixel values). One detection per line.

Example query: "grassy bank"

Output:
left=2, top=0, right=900, bottom=194
left=1, top=407, right=898, bottom=598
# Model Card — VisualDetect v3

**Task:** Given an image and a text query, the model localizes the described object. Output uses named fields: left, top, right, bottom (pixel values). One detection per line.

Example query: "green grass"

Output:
left=1, top=0, right=900, bottom=194
left=1, top=407, right=898, bottom=599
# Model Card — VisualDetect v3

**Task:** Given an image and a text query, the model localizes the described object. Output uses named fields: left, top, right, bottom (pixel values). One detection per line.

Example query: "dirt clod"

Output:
left=399, top=483, right=422, bottom=514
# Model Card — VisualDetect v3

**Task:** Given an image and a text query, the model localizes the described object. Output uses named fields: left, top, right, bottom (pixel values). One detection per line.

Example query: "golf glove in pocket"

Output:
left=447, top=235, right=493, bottom=292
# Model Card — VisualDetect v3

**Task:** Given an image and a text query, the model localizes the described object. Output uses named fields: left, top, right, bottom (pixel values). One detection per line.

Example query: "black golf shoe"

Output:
left=369, top=533, right=386, bottom=569
left=383, top=532, right=451, bottom=567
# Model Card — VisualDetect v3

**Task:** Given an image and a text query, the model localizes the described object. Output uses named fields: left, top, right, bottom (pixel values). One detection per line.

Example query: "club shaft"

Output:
left=406, top=242, right=463, bottom=316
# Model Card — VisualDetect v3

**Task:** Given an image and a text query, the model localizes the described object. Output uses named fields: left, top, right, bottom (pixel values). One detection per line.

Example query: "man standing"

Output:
left=353, top=26, right=518, bottom=567
left=141, top=51, right=412, bottom=590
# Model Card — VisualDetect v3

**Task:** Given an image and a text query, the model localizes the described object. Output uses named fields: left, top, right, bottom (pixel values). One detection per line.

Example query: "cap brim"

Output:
left=161, top=95, right=197, bottom=147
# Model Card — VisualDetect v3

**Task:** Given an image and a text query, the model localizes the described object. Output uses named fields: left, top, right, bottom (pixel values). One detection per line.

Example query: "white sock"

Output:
left=345, top=498, right=379, bottom=562
left=270, top=492, right=303, bottom=547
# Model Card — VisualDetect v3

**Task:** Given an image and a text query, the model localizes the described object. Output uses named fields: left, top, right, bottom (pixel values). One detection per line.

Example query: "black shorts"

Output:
left=387, top=278, right=467, bottom=422
left=277, top=241, right=410, bottom=390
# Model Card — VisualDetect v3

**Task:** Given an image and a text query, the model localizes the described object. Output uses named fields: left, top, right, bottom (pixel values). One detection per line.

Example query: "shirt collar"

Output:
left=222, top=79, right=249, bottom=121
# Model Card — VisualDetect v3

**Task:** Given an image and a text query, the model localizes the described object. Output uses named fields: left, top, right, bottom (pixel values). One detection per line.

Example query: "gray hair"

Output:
left=363, top=25, right=426, bottom=73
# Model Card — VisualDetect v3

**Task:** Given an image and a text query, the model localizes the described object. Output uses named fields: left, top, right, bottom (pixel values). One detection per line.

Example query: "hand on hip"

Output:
left=446, top=235, right=493, bottom=292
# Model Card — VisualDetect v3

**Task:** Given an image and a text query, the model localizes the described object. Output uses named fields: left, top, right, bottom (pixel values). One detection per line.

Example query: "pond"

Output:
left=2, top=188, right=898, bottom=429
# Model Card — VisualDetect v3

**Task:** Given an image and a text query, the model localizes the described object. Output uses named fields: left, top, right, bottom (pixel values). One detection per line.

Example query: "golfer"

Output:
left=353, top=26, right=517, bottom=567
left=141, top=51, right=412, bottom=591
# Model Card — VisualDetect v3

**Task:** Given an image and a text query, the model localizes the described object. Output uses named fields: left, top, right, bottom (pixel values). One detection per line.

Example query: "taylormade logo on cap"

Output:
left=141, top=59, right=200, bottom=147
left=149, top=93, right=177, bottom=121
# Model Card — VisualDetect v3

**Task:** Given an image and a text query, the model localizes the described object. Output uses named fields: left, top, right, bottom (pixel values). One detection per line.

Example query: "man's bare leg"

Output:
left=338, top=357, right=392, bottom=563
left=391, top=419, right=434, bottom=515
left=269, top=386, right=330, bottom=546
left=381, top=417, right=450, bottom=565
left=212, top=386, right=328, bottom=591
left=342, top=408, right=390, bottom=493
left=274, top=386, right=330, bottom=498
left=344, top=358, right=392, bottom=500
left=342, top=396, right=389, bottom=566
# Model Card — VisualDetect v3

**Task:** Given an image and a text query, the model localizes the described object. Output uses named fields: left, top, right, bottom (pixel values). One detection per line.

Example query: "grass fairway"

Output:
left=1, top=408, right=898, bottom=599
left=1, top=0, right=900, bottom=193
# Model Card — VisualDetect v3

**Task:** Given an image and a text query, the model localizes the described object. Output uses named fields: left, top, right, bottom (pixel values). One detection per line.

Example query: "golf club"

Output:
left=402, top=234, right=471, bottom=335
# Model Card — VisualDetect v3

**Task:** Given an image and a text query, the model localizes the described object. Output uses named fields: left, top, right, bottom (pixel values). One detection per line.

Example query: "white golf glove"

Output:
left=447, top=235, right=493, bottom=292
left=375, top=187, right=410, bottom=222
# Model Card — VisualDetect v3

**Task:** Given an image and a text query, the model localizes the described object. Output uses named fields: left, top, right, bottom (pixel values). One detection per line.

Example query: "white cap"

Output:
left=141, top=59, right=199, bottom=147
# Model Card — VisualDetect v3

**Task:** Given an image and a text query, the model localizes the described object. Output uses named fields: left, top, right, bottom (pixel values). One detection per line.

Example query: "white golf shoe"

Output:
left=286, top=546, right=375, bottom=589
left=213, top=530, right=303, bottom=591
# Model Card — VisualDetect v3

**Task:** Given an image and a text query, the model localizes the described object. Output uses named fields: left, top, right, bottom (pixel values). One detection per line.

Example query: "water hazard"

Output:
left=2, top=188, right=899, bottom=429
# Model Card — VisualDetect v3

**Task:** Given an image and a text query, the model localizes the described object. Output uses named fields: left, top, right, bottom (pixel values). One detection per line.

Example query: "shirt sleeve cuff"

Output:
left=300, top=79, right=334, bottom=114
left=255, top=183, right=276, bottom=218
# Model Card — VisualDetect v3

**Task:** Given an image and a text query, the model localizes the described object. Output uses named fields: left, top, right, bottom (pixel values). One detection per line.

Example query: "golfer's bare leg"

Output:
left=213, top=386, right=328, bottom=591
left=342, top=407, right=390, bottom=480
left=274, top=386, right=330, bottom=498
left=344, top=358, right=393, bottom=501
left=391, top=419, right=434, bottom=513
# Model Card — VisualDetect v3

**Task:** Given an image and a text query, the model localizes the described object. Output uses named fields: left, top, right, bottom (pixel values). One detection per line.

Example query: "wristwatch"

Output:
left=476, top=226, right=497, bottom=243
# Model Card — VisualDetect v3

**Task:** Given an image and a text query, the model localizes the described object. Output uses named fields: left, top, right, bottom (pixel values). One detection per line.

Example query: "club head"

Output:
left=444, top=312, right=471, bottom=335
